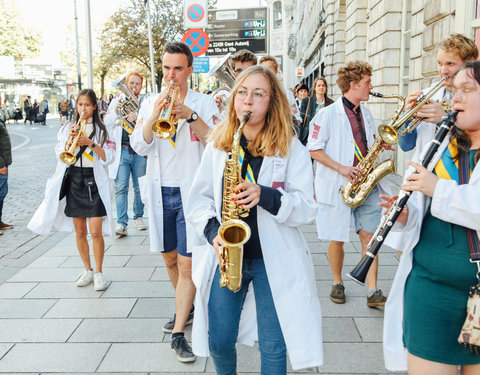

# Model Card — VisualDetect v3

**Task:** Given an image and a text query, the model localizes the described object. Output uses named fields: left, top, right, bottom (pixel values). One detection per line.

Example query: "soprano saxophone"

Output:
left=218, top=112, right=252, bottom=292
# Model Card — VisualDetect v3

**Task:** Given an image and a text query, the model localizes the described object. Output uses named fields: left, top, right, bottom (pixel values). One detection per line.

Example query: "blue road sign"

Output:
left=193, top=56, right=210, bottom=73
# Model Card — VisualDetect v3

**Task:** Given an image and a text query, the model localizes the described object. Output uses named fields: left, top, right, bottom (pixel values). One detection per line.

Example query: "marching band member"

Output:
left=383, top=61, right=480, bottom=374
left=259, top=55, right=301, bottom=125
left=399, top=34, right=478, bottom=157
left=186, top=65, right=322, bottom=375
left=104, top=72, right=147, bottom=236
left=214, top=49, right=257, bottom=112
left=130, top=42, right=218, bottom=363
left=28, top=89, right=115, bottom=291
left=307, top=61, right=389, bottom=306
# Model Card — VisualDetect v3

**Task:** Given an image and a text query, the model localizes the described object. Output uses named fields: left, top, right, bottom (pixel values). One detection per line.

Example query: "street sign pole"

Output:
left=145, top=0, right=157, bottom=93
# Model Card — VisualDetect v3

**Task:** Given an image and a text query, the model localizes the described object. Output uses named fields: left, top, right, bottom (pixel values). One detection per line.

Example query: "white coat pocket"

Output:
left=314, top=179, right=338, bottom=206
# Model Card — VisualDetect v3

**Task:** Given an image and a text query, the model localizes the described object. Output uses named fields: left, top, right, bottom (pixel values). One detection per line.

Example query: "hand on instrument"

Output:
left=381, top=141, right=395, bottom=152
left=126, top=111, right=137, bottom=123
left=171, top=102, right=193, bottom=121
left=233, top=181, right=261, bottom=209
left=338, top=165, right=362, bottom=181
left=406, top=90, right=422, bottom=110
left=212, top=235, right=225, bottom=266
left=69, top=124, right=80, bottom=136
left=378, top=194, right=408, bottom=225
left=76, top=132, right=93, bottom=147
left=402, top=161, right=439, bottom=197
left=148, top=90, right=170, bottom=122
left=413, top=102, right=445, bottom=125
left=215, top=94, right=226, bottom=109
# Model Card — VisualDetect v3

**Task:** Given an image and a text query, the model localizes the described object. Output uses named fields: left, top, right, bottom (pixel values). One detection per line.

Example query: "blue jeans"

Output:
left=208, top=259, right=286, bottom=375
left=114, top=147, right=146, bottom=226
left=0, top=170, right=8, bottom=222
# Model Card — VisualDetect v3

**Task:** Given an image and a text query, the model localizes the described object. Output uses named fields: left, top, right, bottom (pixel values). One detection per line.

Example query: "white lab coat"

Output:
left=28, top=122, right=116, bottom=236
left=185, top=139, right=323, bottom=370
left=104, top=97, right=124, bottom=179
left=130, top=88, right=218, bottom=253
left=306, top=97, right=390, bottom=242
left=383, top=134, right=480, bottom=371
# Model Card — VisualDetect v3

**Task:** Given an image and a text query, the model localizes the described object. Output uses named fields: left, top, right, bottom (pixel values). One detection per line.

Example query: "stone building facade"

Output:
left=266, top=0, right=480, bottom=171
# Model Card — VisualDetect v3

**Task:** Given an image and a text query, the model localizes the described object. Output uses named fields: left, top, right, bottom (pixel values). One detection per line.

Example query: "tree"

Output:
left=99, top=0, right=184, bottom=92
left=0, top=0, right=41, bottom=60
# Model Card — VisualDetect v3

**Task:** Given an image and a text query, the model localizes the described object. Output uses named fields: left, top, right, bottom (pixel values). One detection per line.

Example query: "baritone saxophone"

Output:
left=218, top=111, right=252, bottom=292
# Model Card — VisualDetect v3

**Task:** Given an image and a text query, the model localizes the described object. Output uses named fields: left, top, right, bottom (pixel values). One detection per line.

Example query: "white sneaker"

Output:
left=134, top=218, right=147, bottom=231
left=76, top=269, right=94, bottom=287
left=94, top=272, right=108, bottom=291
left=115, top=224, right=127, bottom=236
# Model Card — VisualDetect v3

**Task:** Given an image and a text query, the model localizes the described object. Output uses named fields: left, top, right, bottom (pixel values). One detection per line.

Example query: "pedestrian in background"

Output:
left=60, top=99, right=69, bottom=125
left=0, top=115, right=13, bottom=234
left=39, top=96, right=49, bottom=125
left=33, top=99, right=39, bottom=122
left=69, top=94, right=76, bottom=121
left=28, top=89, right=116, bottom=291
left=24, top=96, right=33, bottom=125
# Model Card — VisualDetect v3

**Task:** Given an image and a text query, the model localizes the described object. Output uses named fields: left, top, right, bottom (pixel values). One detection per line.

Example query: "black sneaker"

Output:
left=367, top=289, right=387, bottom=307
left=330, top=283, right=346, bottom=304
left=171, top=335, right=195, bottom=363
left=163, top=307, right=195, bottom=333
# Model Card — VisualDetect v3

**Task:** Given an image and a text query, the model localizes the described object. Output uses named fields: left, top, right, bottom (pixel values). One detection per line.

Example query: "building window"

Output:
left=273, top=1, right=282, bottom=29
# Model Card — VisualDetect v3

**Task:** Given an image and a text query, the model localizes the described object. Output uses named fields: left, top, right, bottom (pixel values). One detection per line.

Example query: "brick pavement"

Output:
left=0, top=117, right=405, bottom=374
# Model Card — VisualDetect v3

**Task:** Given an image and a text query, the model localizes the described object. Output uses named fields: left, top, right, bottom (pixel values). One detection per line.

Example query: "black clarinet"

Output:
left=347, top=110, right=458, bottom=285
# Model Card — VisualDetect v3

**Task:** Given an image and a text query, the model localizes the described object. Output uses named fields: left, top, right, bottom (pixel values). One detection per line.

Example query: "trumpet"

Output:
left=152, top=80, right=180, bottom=139
left=111, top=74, right=139, bottom=134
left=60, top=113, right=86, bottom=165
left=397, top=78, right=451, bottom=135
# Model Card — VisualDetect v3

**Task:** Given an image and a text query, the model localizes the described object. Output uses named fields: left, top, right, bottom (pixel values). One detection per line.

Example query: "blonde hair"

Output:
left=439, top=34, right=478, bottom=62
left=208, top=65, right=294, bottom=157
left=336, top=61, right=373, bottom=94
left=259, top=55, right=279, bottom=71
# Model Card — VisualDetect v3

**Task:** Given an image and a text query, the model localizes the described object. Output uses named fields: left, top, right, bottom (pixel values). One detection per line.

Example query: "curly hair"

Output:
left=336, top=61, right=373, bottom=94
left=439, top=34, right=478, bottom=62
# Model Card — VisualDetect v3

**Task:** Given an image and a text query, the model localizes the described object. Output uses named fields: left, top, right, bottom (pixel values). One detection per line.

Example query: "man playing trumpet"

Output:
left=399, top=34, right=478, bottom=157
left=130, top=42, right=219, bottom=363
left=105, top=72, right=147, bottom=236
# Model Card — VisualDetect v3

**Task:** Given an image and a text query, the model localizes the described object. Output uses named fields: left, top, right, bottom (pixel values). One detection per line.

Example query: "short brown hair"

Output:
left=438, top=34, right=479, bottom=62
left=336, top=61, right=373, bottom=94
left=259, top=55, right=278, bottom=70
left=163, top=42, right=194, bottom=67
left=126, top=72, right=143, bottom=85
left=231, top=49, right=257, bottom=68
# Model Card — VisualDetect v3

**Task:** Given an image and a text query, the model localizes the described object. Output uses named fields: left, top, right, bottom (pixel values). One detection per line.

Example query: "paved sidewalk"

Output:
left=0, top=217, right=404, bottom=374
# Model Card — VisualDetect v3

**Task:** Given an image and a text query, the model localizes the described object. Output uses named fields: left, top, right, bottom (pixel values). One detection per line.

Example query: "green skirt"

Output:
left=403, top=208, right=480, bottom=365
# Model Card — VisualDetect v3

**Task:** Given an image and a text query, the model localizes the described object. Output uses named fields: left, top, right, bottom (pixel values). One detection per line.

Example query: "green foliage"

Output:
left=0, top=0, right=42, bottom=60
left=99, top=0, right=185, bottom=91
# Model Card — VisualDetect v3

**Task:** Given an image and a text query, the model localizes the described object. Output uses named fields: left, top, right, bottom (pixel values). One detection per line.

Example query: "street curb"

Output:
left=0, top=231, right=70, bottom=286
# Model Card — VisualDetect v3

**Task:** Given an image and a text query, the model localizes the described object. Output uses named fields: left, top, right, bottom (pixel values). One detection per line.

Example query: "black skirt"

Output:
left=65, top=166, right=106, bottom=218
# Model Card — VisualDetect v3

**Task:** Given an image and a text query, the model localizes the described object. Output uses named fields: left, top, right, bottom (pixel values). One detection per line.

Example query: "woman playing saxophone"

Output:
left=186, top=65, right=323, bottom=374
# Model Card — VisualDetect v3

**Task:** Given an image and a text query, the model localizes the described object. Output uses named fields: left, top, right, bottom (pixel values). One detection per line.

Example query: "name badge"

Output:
left=272, top=156, right=286, bottom=189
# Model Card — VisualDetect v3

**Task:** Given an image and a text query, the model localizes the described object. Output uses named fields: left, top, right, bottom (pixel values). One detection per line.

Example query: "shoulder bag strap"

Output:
left=302, top=97, right=311, bottom=128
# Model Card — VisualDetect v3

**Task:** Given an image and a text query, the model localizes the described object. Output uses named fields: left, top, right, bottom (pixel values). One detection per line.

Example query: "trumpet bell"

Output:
left=59, top=152, right=77, bottom=165
left=152, top=119, right=176, bottom=139
left=378, top=124, right=399, bottom=145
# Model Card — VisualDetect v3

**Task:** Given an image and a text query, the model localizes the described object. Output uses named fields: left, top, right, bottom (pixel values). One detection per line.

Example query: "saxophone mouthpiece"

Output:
left=241, top=111, right=252, bottom=123
left=370, top=91, right=383, bottom=98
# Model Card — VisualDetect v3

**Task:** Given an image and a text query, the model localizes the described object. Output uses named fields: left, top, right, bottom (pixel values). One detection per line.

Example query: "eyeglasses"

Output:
left=453, top=87, right=479, bottom=100
left=236, top=89, right=269, bottom=102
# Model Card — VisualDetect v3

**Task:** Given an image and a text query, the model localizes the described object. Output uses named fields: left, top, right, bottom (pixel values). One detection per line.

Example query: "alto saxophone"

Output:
left=218, top=112, right=252, bottom=292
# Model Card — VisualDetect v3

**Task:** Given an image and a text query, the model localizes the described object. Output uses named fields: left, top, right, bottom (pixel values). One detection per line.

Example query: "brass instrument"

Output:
left=111, top=74, right=139, bottom=134
left=152, top=80, right=180, bottom=139
left=60, top=112, right=86, bottom=165
left=341, top=93, right=405, bottom=208
left=341, top=78, right=447, bottom=208
left=208, top=53, right=236, bottom=112
left=399, top=79, right=450, bottom=135
left=218, top=111, right=252, bottom=292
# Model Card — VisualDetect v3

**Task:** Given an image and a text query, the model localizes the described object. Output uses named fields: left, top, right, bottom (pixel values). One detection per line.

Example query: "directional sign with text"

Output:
left=184, top=0, right=207, bottom=28
left=182, top=28, right=210, bottom=57
left=206, top=7, right=267, bottom=56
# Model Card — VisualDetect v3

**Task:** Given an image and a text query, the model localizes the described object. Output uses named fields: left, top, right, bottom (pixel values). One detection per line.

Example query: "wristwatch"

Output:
left=91, top=143, right=96, bottom=149
left=186, top=111, right=198, bottom=123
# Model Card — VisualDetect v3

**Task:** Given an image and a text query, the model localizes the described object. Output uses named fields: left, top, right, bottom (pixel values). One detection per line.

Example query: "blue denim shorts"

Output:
left=352, top=185, right=382, bottom=235
left=162, top=186, right=189, bottom=256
